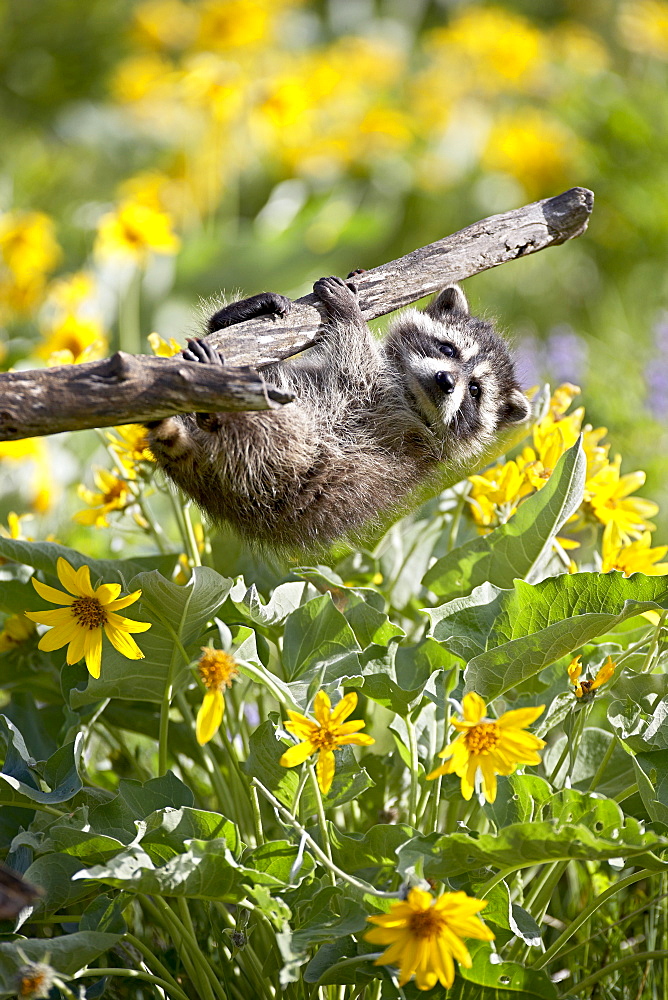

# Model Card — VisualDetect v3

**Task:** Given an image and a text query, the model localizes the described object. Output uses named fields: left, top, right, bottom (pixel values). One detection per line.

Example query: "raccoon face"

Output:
left=385, top=286, right=529, bottom=454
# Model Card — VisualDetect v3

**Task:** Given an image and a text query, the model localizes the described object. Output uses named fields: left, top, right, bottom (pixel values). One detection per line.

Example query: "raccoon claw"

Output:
left=183, top=338, right=225, bottom=366
left=346, top=268, right=366, bottom=278
left=313, top=275, right=362, bottom=321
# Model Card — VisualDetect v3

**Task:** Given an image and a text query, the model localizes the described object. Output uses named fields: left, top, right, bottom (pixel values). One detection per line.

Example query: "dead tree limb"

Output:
left=0, top=186, right=593, bottom=442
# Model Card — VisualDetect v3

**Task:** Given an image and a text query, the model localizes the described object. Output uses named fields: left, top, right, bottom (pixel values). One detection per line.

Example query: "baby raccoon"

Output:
left=148, top=276, right=529, bottom=552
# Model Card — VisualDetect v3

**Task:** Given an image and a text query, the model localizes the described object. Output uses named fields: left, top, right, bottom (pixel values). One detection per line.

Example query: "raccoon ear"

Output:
left=501, top=388, right=531, bottom=425
left=426, top=285, right=470, bottom=320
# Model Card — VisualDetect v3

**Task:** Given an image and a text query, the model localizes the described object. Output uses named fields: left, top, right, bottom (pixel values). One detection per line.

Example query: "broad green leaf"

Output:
left=242, top=719, right=300, bottom=807
left=330, top=823, right=415, bottom=873
left=424, top=440, right=586, bottom=599
left=632, top=749, right=668, bottom=826
left=426, top=573, right=668, bottom=699
left=300, top=745, right=374, bottom=810
left=608, top=695, right=668, bottom=751
left=285, top=887, right=369, bottom=984
left=0, top=932, right=122, bottom=998
left=0, top=722, right=83, bottom=807
left=230, top=580, right=311, bottom=626
left=477, top=881, right=541, bottom=947
left=24, top=852, right=95, bottom=915
left=457, top=940, right=557, bottom=997
left=141, top=806, right=242, bottom=862
left=89, top=773, right=194, bottom=842
left=70, top=566, right=233, bottom=706
left=73, top=840, right=248, bottom=901
left=283, top=594, right=360, bottom=681
left=243, top=840, right=315, bottom=888
left=487, top=774, right=553, bottom=830
left=0, top=536, right=165, bottom=588
left=80, top=892, right=129, bottom=933
left=397, top=811, right=667, bottom=879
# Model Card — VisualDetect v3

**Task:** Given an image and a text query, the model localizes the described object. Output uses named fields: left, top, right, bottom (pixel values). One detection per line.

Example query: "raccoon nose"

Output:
left=435, top=370, right=456, bottom=393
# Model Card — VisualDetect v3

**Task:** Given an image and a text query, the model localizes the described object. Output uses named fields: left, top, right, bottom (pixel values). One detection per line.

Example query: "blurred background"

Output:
left=1, top=0, right=667, bottom=545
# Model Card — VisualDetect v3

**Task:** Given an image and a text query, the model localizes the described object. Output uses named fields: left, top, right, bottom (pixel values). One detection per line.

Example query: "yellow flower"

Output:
left=73, top=468, right=134, bottom=528
left=467, top=460, right=528, bottom=530
left=618, top=0, right=668, bottom=58
left=0, top=211, right=61, bottom=316
left=0, top=439, right=54, bottom=512
left=132, top=0, right=198, bottom=51
left=39, top=313, right=108, bottom=366
left=483, top=110, right=577, bottom=197
left=197, top=0, right=272, bottom=50
left=95, top=200, right=180, bottom=264
left=427, top=692, right=545, bottom=803
left=25, top=557, right=151, bottom=679
left=0, top=614, right=36, bottom=653
left=148, top=331, right=182, bottom=357
left=587, top=455, right=658, bottom=541
left=364, top=887, right=494, bottom=991
left=107, top=425, right=155, bottom=477
left=279, top=690, right=375, bottom=795
left=601, top=522, right=668, bottom=576
left=568, top=655, right=615, bottom=700
left=195, top=647, right=239, bottom=745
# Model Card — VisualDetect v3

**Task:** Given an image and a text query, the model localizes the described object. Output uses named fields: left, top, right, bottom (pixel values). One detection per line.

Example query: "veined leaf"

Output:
left=424, top=439, right=586, bottom=599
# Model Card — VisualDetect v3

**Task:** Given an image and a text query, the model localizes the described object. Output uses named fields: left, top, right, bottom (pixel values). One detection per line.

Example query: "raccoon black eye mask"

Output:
left=148, top=276, right=529, bottom=552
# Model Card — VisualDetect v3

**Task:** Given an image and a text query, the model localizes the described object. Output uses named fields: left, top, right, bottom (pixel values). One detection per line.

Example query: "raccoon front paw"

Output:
left=183, top=338, right=225, bottom=366
left=313, top=275, right=361, bottom=322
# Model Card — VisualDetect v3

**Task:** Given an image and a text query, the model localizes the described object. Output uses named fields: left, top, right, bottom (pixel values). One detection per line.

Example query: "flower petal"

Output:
left=94, top=583, right=122, bottom=605
left=313, top=690, right=331, bottom=725
left=316, top=749, right=335, bottom=794
left=196, top=690, right=224, bottom=745
left=105, top=612, right=152, bottom=633
left=84, top=630, right=102, bottom=679
left=65, top=627, right=88, bottom=666
left=330, top=691, right=358, bottom=724
left=31, top=578, right=75, bottom=605
left=105, top=625, right=145, bottom=659
left=74, top=563, right=95, bottom=597
left=105, top=589, right=143, bottom=612
left=25, top=608, right=73, bottom=627
left=461, top=692, right=486, bottom=724
left=56, top=557, right=82, bottom=595
left=37, top=624, right=76, bottom=652
left=280, top=740, right=316, bottom=768
left=497, top=705, right=544, bottom=730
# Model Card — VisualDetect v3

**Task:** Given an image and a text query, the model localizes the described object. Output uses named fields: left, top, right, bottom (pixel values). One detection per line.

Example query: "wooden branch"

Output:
left=0, top=187, right=593, bottom=441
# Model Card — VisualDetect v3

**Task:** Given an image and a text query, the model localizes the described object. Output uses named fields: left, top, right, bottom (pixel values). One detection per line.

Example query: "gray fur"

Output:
left=148, top=278, right=529, bottom=553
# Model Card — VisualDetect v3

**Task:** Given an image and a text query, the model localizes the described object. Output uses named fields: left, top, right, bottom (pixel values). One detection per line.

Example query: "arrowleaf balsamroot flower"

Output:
left=426, top=692, right=545, bottom=803
left=365, top=887, right=494, bottom=991
left=279, top=690, right=374, bottom=795
left=25, top=557, right=151, bottom=679
left=196, top=647, right=238, bottom=745
left=568, top=654, right=615, bottom=700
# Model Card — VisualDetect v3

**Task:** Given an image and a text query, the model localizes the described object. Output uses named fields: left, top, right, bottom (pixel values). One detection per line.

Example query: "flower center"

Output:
left=198, top=648, right=238, bottom=691
left=407, top=907, right=446, bottom=940
left=71, top=596, right=108, bottom=630
left=464, top=721, right=500, bottom=754
left=311, top=728, right=338, bottom=752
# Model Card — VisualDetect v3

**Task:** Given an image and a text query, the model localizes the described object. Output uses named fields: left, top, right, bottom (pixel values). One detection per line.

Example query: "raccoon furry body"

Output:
left=148, top=276, right=529, bottom=552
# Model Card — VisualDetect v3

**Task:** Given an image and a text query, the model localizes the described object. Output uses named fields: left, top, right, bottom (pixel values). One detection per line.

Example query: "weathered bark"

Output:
left=0, top=186, right=593, bottom=441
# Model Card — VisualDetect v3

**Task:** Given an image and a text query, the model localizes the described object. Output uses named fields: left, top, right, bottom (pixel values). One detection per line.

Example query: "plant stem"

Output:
left=588, top=733, right=618, bottom=792
left=253, top=778, right=402, bottom=898
left=124, top=931, right=188, bottom=997
left=405, top=716, right=419, bottom=829
left=158, top=645, right=180, bottom=776
left=182, top=503, right=202, bottom=567
left=532, top=868, right=655, bottom=970
left=308, top=765, right=336, bottom=887
left=566, top=951, right=668, bottom=995
left=73, top=967, right=190, bottom=1000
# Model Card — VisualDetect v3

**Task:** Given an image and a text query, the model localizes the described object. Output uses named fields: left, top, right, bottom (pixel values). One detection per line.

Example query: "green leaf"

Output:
left=0, top=932, right=122, bottom=998
left=0, top=536, right=163, bottom=588
left=426, top=573, right=667, bottom=700
left=242, top=718, right=300, bottom=807
left=355, top=639, right=453, bottom=717
left=457, top=940, right=557, bottom=996
left=243, top=840, right=315, bottom=888
left=283, top=595, right=360, bottom=681
left=89, top=773, right=194, bottom=842
left=230, top=580, right=311, bottom=626
left=632, top=749, right=668, bottom=826
left=397, top=801, right=667, bottom=879
left=73, top=839, right=248, bottom=901
left=24, top=852, right=95, bottom=915
left=0, top=721, right=83, bottom=807
left=424, top=440, right=586, bottom=599
left=71, top=566, right=233, bottom=706
left=608, top=695, right=668, bottom=751
left=141, top=806, right=242, bottom=862
left=330, top=823, right=415, bottom=873
left=301, top=745, right=374, bottom=810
